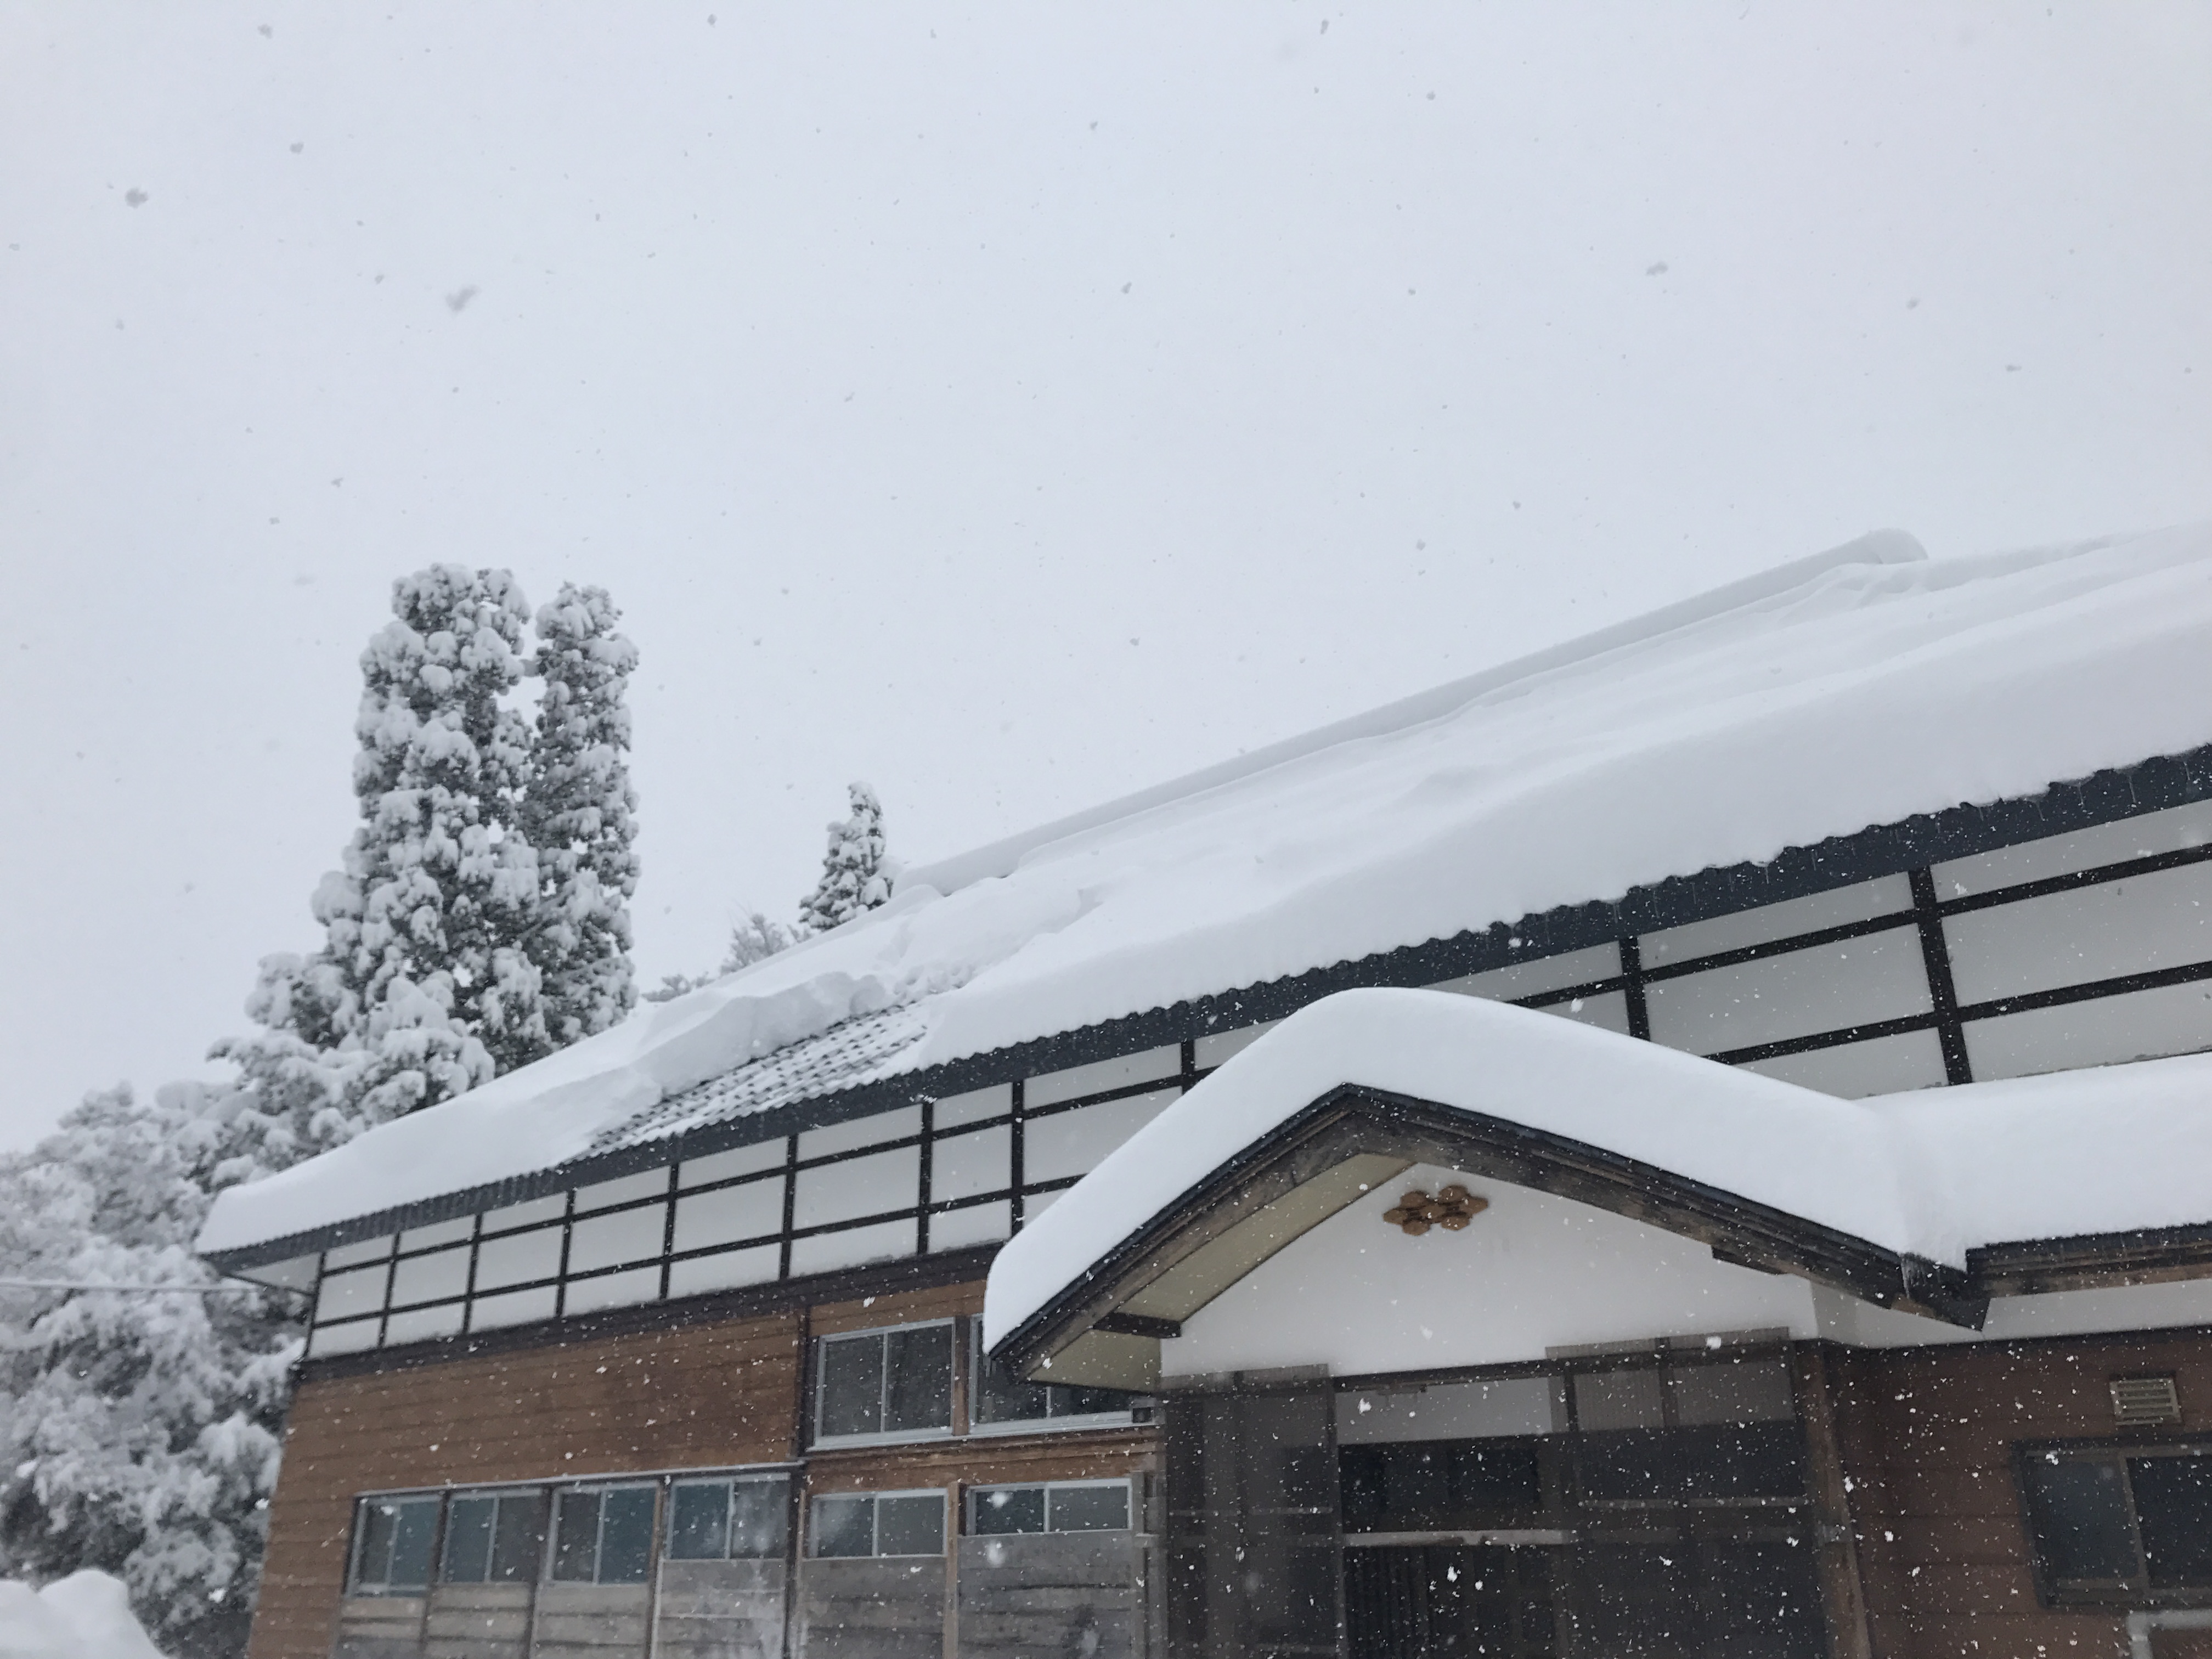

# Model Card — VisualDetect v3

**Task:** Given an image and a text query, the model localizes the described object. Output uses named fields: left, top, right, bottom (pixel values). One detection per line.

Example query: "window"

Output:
left=667, top=1475, right=791, bottom=1561
left=550, top=1485, right=657, bottom=1584
left=349, top=1494, right=440, bottom=1596
left=810, top=1490, right=945, bottom=1558
left=441, top=1489, right=550, bottom=1584
left=2022, top=1442, right=2212, bottom=1604
left=813, top=1322, right=953, bottom=1445
left=970, top=1326, right=1132, bottom=1432
left=969, top=1480, right=1132, bottom=1535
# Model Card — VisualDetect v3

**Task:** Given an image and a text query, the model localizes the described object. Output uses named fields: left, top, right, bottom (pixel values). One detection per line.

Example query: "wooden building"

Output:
left=200, top=527, right=2212, bottom=1657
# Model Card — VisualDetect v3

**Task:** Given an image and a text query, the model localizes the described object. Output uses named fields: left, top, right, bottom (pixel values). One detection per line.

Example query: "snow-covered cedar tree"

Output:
left=274, top=566, right=543, bottom=1120
left=521, top=583, right=641, bottom=1046
left=640, top=911, right=797, bottom=1003
left=720, top=910, right=796, bottom=972
left=797, top=782, right=894, bottom=932
left=0, top=1084, right=303, bottom=1659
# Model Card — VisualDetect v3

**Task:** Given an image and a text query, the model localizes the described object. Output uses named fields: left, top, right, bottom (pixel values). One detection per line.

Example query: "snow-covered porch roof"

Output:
left=980, top=990, right=2212, bottom=1391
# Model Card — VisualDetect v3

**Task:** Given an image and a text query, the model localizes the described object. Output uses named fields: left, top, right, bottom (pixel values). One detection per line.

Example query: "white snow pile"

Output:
left=201, top=523, right=2212, bottom=1259
left=0, top=1572, right=168, bottom=1659
left=982, top=990, right=2212, bottom=1348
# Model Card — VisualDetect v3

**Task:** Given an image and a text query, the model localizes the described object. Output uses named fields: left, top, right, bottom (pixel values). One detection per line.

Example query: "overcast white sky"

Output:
left=1, top=3, right=2207, bottom=1150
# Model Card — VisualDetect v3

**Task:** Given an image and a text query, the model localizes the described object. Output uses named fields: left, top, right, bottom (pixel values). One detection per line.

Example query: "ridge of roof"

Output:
left=905, top=528, right=1928, bottom=896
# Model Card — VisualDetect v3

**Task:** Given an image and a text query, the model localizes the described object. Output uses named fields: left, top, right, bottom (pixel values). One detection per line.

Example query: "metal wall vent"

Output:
left=2111, top=1375, right=2181, bottom=1425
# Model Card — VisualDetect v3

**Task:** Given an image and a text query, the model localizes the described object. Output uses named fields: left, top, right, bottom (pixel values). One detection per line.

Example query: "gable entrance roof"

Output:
left=980, top=990, right=2212, bottom=1389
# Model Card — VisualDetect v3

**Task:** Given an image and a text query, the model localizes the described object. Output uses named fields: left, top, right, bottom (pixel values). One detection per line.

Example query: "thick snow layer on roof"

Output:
left=981, top=990, right=2212, bottom=1349
left=201, top=523, right=2212, bottom=1259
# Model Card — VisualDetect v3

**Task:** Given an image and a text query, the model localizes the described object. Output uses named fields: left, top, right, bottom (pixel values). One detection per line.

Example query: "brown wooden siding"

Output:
left=250, top=1311, right=801, bottom=1659
left=1826, top=1330, right=2212, bottom=1659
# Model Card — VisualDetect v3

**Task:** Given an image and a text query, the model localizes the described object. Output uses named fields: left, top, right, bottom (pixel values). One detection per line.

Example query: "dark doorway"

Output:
left=1345, top=1544, right=1558, bottom=1659
left=1164, top=1374, right=1344, bottom=1659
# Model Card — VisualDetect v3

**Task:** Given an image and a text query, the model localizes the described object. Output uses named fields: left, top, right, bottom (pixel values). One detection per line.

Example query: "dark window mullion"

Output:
left=553, top=1190, right=575, bottom=1319
left=916, top=1100, right=933, bottom=1254
left=1008, top=1079, right=1027, bottom=1231
left=1621, top=936, right=1651, bottom=1040
left=777, top=1135, right=798, bottom=1281
left=658, top=1164, right=678, bottom=1304
left=1909, top=867, right=1974, bottom=1084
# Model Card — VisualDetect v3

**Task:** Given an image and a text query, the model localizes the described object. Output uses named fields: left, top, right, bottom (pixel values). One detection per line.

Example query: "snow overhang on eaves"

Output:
left=981, top=991, right=1989, bottom=1391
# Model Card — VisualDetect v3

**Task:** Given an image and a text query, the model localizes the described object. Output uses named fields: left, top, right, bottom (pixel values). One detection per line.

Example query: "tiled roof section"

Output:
left=591, top=1004, right=934, bottom=1155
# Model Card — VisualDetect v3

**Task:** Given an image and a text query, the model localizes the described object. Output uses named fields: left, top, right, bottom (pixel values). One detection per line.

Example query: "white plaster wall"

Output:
left=1813, top=1276, right=2212, bottom=1348
left=1156, top=1163, right=2212, bottom=1380
left=1158, top=1165, right=1822, bottom=1378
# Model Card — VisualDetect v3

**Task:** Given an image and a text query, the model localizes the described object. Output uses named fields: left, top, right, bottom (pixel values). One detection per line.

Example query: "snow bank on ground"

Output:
left=203, top=524, right=2212, bottom=1259
left=0, top=1572, right=168, bottom=1659
left=981, top=990, right=2212, bottom=1348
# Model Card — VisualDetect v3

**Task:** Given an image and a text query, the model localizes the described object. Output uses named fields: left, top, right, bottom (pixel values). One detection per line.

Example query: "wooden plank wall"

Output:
left=956, top=1532, right=1151, bottom=1659
left=1824, top=1329, right=2212, bottom=1659
left=249, top=1311, right=800, bottom=1659
left=424, top=1583, right=531, bottom=1659
left=795, top=1558, right=947, bottom=1659
left=654, top=1560, right=787, bottom=1659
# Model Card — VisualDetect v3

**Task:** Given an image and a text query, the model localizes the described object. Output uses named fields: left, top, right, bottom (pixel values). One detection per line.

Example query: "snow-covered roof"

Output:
left=980, top=990, right=2212, bottom=1365
left=198, top=522, right=2212, bottom=1262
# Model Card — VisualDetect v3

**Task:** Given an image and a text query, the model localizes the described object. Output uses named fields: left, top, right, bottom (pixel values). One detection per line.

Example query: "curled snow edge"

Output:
left=980, top=990, right=2212, bottom=1351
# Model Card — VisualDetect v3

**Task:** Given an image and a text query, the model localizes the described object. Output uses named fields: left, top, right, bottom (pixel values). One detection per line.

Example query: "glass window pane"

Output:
left=730, top=1478, right=789, bottom=1560
left=787, top=1217, right=916, bottom=1277
left=792, top=1144, right=920, bottom=1229
left=597, top=1488, right=656, bottom=1584
left=1023, top=1091, right=1177, bottom=1185
left=974, top=1349, right=1053, bottom=1426
left=490, top=1492, right=549, bottom=1583
left=674, top=1180, right=785, bottom=1254
left=442, top=1497, right=495, bottom=1583
left=1025, top=1045, right=1181, bottom=1108
left=2132, top=1454, right=2212, bottom=1589
left=973, top=1486, right=1047, bottom=1536
left=2023, top=1457, right=2142, bottom=1583
left=567, top=1203, right=668, bottom=1274
left=1945, top=861, right=2212, bottom=1005
left=930, top=1124, right=1011, bottom=1204
left=1641, top=876, right=1914, bottom=967
left=388, top=1499, right=439, bottom=1589
left=817, top=1334, right=886, bottom=1438
left=875, top=1493, right=944, bottom=1557
left=390, top=1246, right=471, bottom=1309
left=1963, top=979, right=2212, bottom=1082
left=473, top=1228, right=562, bottom=1293
left=551, top=1490, right=601, bottom=1582
left=354, top=1499, right=398, bottom=1589
left=883, top=1325, right=952, bottom=1434
left=1644, top=926, right=1931, bottom=1057
left=1737, top=1029, right=1950, bottom=1098
left=1432, top=941, right=1623, bottom=1002
left=1048, top=1485, right=1130, bottom=1532
left=668, top=1482, right=730, bottom=1561
left=797, top=1105, right=922, bottom=1161
left=1051, top=1382, right=1129, bottom=1419
left=811, top=1494, right=874, bottom=1559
